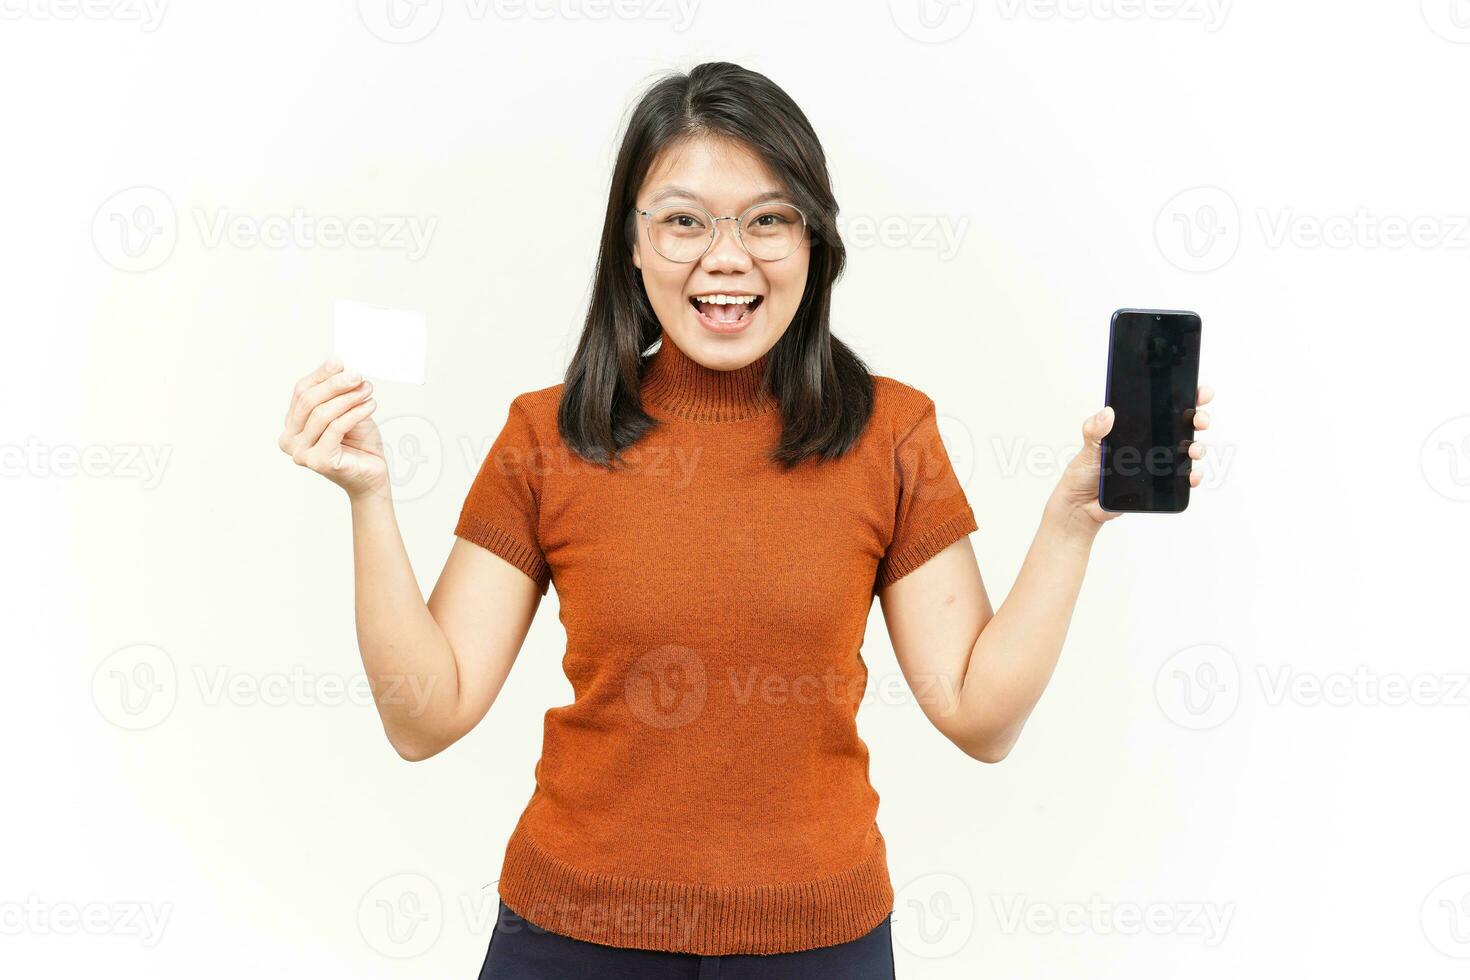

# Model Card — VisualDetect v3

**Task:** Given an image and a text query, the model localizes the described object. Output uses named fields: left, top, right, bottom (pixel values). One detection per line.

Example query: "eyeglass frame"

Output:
left=631, top=200, right=810, bottom=263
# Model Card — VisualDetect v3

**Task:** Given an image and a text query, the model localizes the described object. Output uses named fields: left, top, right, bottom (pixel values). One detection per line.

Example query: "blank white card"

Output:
left=332, top=299, right=428, bottom=385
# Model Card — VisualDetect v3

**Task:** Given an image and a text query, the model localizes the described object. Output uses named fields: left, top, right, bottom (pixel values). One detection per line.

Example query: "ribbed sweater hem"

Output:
left=496, top=821, right=895, bottom=955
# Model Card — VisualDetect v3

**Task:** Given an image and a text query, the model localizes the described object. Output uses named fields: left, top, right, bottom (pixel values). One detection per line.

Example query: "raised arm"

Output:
left=878, top=387, right=1214, bottom=762
left=278, top=358, right=542, bottom=762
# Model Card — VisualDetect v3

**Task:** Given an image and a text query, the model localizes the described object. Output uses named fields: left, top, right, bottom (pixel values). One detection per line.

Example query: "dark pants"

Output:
left=477, top=900, right=896, bottom=979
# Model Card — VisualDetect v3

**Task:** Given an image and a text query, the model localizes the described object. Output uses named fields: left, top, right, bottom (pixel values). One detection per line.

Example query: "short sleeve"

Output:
left=454, top=396, right=552, bottom=595
left=874, top=396, right=978, bottom=592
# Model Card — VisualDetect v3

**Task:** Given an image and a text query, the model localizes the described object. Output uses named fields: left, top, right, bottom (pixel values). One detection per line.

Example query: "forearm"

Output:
left=348, top=491, right=462, bottom=756
left=949, top=491, right=1100, bottom=759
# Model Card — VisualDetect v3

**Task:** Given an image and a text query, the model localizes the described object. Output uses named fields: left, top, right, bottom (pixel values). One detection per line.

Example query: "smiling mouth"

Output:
left=689, top=293, right=764, bottom=324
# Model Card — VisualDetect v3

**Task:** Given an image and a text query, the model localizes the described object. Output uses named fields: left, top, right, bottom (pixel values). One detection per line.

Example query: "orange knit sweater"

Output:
left=453, top=329, right=978, bottom=955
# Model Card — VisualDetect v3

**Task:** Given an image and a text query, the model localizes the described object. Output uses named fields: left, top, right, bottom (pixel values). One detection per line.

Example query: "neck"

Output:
left=640, top=329, right=775, bottom=423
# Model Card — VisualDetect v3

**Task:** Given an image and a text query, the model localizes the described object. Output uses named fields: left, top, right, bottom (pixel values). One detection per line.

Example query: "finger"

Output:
left=302, top=396, right=377, bottom=470
left=286, top=365, right=364, bottom=438
left=298, top=381, right=374, bottom=452
left=284, top=357, right=343, bottom=426
left=1188, top=441, right=1207, bottom=460
left=1192, top=409, right=1211, bottom=431
left=1197, top=384, right=1214, bottom=407
left=1189, top=469, right=1202, bottom=488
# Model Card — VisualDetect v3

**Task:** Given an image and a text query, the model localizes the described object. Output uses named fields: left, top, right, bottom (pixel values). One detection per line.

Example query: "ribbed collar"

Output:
left=640, top=330, right=776, bottom=423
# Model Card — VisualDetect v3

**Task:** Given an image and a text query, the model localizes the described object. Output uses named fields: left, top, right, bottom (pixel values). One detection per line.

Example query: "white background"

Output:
left=4, top=1, right=1469, bottom=977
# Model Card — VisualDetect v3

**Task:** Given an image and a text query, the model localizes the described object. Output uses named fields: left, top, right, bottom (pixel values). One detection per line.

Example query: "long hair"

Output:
left=557, top=61, right=875, bottom=470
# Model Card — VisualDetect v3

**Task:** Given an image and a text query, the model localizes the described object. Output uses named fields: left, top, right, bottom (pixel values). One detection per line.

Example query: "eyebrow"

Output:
left=646, top=186, right=790, bottom=210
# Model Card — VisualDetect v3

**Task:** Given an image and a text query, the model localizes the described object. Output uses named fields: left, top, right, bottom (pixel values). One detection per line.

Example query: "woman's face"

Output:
left=631, top=136, right=810, bottom=370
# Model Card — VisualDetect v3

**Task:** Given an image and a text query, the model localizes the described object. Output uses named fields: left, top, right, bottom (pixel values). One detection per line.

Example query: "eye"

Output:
left=658, top=210, right=707, bottom=229
left=743, top=204, right=801, bottom=230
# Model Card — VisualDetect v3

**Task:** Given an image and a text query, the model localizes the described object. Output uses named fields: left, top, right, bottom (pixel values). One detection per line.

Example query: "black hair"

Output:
left=557, top=61, right=875, bottom=470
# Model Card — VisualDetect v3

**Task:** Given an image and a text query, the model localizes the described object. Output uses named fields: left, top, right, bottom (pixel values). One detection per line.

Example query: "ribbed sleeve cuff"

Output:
left=875, top=507, right=978, bottom=591
left=454, top=514, right=552, bottom=596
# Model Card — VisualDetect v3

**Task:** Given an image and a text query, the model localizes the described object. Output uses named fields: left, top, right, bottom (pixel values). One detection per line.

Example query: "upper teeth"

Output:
left=694, top=294, right=757, bottom=305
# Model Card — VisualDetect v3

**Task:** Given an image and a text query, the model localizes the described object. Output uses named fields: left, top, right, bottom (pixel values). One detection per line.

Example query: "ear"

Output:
left=631, top=239, right=642, bottom=271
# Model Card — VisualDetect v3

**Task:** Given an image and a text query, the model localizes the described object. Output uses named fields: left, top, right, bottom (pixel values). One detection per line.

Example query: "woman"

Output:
left=278, top=62, right=1213, bottom=978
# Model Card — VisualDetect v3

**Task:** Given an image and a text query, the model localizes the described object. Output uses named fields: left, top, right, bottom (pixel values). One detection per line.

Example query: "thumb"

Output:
left=1080, top=406, right=1113, bottom=460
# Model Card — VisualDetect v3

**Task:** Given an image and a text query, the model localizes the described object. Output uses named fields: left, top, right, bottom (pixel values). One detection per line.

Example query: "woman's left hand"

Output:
left=1052, top=384, right=1215, bottom=528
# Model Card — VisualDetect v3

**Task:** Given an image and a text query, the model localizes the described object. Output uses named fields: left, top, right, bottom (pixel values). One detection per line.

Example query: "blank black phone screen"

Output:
left=1099, top=310, right=1202, bottom=513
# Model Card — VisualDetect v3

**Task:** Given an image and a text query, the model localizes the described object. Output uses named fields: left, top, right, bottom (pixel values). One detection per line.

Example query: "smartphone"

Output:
left=1098, top=308, right=1203, bottom=513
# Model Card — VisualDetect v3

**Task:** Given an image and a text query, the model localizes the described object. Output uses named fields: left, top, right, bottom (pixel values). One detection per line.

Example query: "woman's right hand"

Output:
left=278, top=358, right=386, bottom=498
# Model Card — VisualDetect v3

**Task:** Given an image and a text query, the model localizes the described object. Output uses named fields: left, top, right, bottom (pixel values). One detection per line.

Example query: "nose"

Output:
left=699, top=217, right=752, bottom=274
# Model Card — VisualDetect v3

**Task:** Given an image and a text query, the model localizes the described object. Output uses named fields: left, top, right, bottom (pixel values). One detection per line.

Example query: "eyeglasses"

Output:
left=633, top=201, right=808, bottom=263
